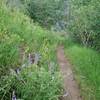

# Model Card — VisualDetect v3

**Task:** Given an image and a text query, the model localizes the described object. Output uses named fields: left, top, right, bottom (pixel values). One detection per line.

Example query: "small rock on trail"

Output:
left=57, top=46, right=82, bottom=100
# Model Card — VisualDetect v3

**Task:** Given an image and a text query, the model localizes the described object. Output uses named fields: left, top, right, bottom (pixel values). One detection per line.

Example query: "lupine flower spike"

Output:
left=12, top=91, right=16, bottom=100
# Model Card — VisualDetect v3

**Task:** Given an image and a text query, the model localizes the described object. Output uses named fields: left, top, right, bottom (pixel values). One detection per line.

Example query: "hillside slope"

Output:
left=0, top=1, right=63, bottom=100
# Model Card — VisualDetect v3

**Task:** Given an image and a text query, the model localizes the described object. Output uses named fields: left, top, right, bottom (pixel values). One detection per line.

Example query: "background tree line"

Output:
left=5, top=0, right=100, bottom=50
left=69, top=0, right=100, bottom=51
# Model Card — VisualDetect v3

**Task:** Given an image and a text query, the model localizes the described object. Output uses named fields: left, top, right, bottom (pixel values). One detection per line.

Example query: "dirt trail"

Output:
left=57, top=46, right=82, bottom=100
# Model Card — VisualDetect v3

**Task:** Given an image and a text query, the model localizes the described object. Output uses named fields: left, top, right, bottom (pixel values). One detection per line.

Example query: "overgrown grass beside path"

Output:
left=64, top=42, right=100, bottom=100
left=0, top=1, right=63, bottom=100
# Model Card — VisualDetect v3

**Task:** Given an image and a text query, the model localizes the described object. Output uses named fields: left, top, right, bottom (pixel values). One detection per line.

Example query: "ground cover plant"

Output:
left=0, top=1, right=63, bottom=99
left=64, top=40, right=100, bottom=100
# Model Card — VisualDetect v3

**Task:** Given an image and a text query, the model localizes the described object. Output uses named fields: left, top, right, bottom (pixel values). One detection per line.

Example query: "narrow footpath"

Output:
left=57, top=46, right=82, bottom=100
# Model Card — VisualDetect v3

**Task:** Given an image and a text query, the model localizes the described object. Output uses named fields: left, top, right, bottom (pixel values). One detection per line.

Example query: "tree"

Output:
left=69, top=0, right=100, bottom=51
left=23, top=0, right=69, bottom=30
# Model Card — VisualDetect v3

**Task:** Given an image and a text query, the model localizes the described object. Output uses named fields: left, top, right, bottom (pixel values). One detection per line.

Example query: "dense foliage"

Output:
left=69, top=0, right=100, bottom=51
left=23, top=0, right=68, bottom=30
left=0, top=0, right=100, bottom=100
left=0, top=1, right=63, bottom=99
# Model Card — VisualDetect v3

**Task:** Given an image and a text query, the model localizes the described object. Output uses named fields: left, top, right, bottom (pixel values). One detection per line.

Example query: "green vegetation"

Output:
left=1, top=65, right=62, bottom=100
left=14, top=66, right=62, bottom=100
left=0, top=1, right=63, bottom=100
left=65, top=1, right=100, bottom=99
left=22, top=0, right=68, bottom=29
left=0, top=0, right=100, bottom=100
left=69, top=0, right=100, bottom=51
left=64, top=40, right=100, bottom=100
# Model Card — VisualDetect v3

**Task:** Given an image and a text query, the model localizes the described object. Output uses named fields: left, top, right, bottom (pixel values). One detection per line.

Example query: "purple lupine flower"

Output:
left=12, top=91, right=17, bottom=100
left=28, top=53, right=33, bottom=64
left=34, top=53, right=40, bottom=64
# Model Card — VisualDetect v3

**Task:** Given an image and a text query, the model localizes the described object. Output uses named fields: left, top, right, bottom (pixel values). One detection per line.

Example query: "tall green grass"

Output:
left=64, top=44, right=100, bottom=100
left=0, top=1, right=63, bottom=99
left=0, top=1, right=61, bottom=74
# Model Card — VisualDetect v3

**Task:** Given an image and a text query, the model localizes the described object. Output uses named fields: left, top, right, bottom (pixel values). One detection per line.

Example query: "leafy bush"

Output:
left=22, top=0, right=68, bottom=29
left=69, top=0, right=100, bottom=51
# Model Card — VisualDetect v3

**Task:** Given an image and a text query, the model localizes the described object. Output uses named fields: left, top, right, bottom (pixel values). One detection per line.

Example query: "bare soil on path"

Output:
left=57, top=46, right=82, bottom=100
